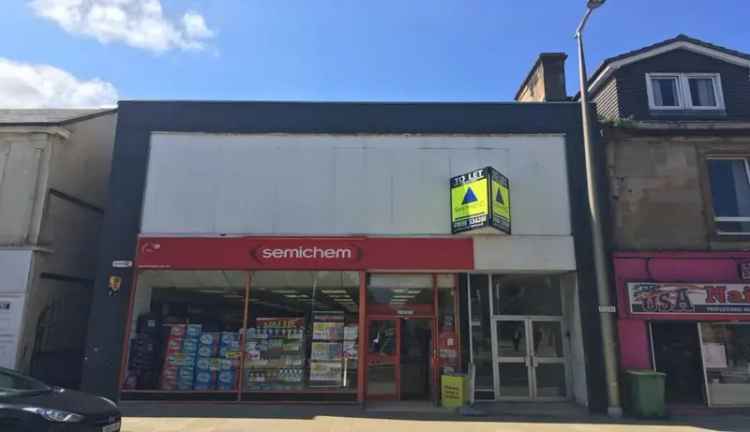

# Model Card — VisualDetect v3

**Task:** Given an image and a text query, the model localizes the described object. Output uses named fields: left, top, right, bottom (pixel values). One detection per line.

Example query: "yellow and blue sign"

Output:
left=450, top=167, right=511, bottom=234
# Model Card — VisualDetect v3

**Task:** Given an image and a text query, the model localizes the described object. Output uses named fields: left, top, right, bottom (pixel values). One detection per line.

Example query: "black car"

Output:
left=0, top=367, right=120, bottom=432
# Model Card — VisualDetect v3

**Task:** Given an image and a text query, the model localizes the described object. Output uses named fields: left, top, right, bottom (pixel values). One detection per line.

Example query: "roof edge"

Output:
left=588, top=35, right=750, bottom=97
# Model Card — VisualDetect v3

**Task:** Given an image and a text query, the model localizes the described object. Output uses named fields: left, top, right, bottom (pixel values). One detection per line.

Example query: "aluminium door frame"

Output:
left=467, top=272, right=572, bottom=401
left=491, top=316, right=569, bottom=401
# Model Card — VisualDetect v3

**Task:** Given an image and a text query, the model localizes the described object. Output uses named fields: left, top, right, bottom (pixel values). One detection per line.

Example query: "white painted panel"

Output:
left=142, top=134, right=572, bottom=237
left=276, top=146, right=336, bottom=233
left=0, top=250, right=32, bottom=294
left=333, top=147, right=366, bottom=233
left=473, top=235, right=576, bottom=272
left=0, top=251, right=31, bottom=369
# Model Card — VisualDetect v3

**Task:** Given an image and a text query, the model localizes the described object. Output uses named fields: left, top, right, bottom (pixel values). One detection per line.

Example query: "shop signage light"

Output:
left=450, top=167, right=511, bottom=234
left=251, top=243, right=361, bottom=266
left=627, top=282, right=750, bottom=315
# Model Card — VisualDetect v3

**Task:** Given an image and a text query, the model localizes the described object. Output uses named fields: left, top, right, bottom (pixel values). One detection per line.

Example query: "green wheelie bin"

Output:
left=625, top=370, right=666, bottom=418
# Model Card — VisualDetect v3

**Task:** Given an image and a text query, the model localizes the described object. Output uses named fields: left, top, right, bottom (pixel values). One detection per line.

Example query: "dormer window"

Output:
left=646, top=73, right=724, bottom=111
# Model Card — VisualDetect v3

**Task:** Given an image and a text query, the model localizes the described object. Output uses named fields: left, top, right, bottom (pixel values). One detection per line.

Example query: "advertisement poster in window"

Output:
left=309, top=361, right=343, bottom=383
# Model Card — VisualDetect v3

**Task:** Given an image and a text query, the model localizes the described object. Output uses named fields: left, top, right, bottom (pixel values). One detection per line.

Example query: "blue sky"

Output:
left=1, top=0, right=748, bottom=107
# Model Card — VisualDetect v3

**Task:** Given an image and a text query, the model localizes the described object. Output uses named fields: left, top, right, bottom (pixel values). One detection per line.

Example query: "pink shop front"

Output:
left=615, top=251, right=750, bottom=407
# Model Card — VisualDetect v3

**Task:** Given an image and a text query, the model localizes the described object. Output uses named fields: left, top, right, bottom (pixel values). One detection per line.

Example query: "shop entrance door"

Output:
left=365, top=318, right=435, bottom=401
left=492, top=317, right=568, bottom=400
left=366, top=319, right=400, bottom=399
left=651, top=322, right=705, bottom=404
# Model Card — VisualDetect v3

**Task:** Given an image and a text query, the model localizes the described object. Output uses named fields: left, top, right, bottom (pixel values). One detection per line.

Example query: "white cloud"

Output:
left=0, top=58, right=118, bottom=108
left=29, top=0, right=215, bottom=53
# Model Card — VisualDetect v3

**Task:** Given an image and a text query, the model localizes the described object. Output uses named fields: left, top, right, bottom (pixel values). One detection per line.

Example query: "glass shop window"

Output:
left=700, top=323, right=750, bottom=406
left=122, top=270, right=246, bottom=393
left=244, top=271, right=360, bottom=394
left=492, top=274, right=562, bottom=316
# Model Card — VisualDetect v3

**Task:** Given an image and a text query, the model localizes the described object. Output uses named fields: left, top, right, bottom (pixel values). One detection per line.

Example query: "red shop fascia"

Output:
left=125, top=235, right=475, bottom=400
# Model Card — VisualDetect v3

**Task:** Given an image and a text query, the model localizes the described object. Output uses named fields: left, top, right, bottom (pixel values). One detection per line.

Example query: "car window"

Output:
left=0, top=369, right=49, bottom=395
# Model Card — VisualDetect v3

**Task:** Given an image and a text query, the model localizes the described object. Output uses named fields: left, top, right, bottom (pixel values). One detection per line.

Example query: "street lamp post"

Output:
left=575, top=0, right=623, bottom=418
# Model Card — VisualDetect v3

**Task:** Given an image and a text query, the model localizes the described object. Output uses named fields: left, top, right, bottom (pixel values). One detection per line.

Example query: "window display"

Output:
left=701, top=323, right=750, bottom=406
left=244, top=271, right=359, bottom=394
left=121, top=269, right=458, bottom=401
left=244, top=318, right=306, bottom=391
left=122, top=270, right=245, bottom=393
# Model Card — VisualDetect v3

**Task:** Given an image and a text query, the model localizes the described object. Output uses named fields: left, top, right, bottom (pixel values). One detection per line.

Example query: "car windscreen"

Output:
left=0, top=370, right=51, bottom=396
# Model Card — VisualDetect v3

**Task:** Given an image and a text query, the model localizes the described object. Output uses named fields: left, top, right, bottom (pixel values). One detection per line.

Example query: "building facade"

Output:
left=0, top=109, right=117, bottom=389
left=81, top=101, right=611, bottom=410
left=587, top=35, right=750, bottom=407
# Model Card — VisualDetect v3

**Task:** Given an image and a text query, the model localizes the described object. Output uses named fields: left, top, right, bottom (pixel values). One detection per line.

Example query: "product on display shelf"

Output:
left=310, top=342, right=342, bottom=361
left=309, top=312, right=346, bottom=387
left=157, top=323, right=241, bottom=391
left=243, top=317, right=305, bottom=391
left=309, top=362, right=343, bottom=383
left=126, top=329, right=159, bottom=389
left=186, top=324, right=203, bottom=338
left=343, top=325, right=358, bottom=341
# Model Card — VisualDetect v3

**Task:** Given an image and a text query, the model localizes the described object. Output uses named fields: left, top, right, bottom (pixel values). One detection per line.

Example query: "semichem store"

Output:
left=81, top=101, right=604, bottom=409
left=121, top=237, right=470, bottom=402
left=615, top=251, right=750, bottom=407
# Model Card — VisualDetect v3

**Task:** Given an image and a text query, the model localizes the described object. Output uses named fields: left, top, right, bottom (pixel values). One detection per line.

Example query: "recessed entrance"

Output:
left=651, top=322, right=705, bottom=404
left=365, top=317, right=435, bottom=401
left=467, top=273, right=575, bottom=402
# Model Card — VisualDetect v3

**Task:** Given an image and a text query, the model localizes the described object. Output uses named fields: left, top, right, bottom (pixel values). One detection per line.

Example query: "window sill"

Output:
left=648, top=109, right=727, bottom=118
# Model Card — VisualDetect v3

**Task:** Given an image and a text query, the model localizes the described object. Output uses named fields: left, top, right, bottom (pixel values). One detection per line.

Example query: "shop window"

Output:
left=492, top=274, right=562, bottom=316
left=122, top=270, right=247, bottom=393
left=707, top=158, right=750, bottom=234
left=245, top=271, right=359, bottom=394
left=700, top=323, right=750, bottom=406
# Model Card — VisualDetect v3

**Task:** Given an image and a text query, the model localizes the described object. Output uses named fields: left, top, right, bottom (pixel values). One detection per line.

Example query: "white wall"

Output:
left=0, top=132, right=50, bottom=245
left=473, top=235, right=576, bottom=272
left=0, top=250, right=32, bottom=368
left=142, top=133, right=572, bottom=238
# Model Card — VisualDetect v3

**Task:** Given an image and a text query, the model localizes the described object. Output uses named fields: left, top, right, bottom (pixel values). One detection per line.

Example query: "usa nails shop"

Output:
left=615, top=251, right=750, bottom=407
left=82, top=101, right=607, bottom=409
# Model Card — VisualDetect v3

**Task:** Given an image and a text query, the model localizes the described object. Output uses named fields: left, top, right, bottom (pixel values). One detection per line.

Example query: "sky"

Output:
left=1, top=0, right=748, bottom=107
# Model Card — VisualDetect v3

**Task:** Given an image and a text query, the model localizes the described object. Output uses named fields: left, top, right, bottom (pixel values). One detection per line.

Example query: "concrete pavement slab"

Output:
left=121, top=415, right=750, bottom=432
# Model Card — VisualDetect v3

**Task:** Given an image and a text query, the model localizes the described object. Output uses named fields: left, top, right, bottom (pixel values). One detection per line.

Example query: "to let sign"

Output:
left=628, top=282, right=750, bottom=315
left=450, top=167, right=511, bottom=235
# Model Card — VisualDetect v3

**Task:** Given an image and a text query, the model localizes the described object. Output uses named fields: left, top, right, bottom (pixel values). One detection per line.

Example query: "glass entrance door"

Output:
left=366, top=319, right=399, bottom=399
left=492, top=318, right=568, bottom=400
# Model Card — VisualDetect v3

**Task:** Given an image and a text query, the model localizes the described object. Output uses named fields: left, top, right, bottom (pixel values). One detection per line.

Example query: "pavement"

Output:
left=122, top=416, right=750, bottom=432
left=119, top=402, right=750, bottom=432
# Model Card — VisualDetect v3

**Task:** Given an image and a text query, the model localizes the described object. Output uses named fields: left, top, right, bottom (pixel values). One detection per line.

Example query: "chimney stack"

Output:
left=515, top=53, right=568, bottom=102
